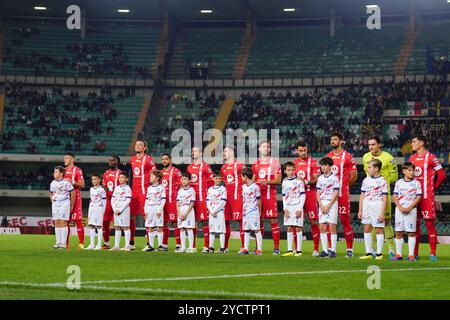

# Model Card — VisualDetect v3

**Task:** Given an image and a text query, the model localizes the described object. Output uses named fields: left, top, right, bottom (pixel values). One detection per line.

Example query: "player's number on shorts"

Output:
left=308, top=211, right=316, bottom=219
left=169, top=213, right=175, bottom=220
left=233, top=212, right=240, bottom=220
left=338, top=206, right=346, bottom=214
left=422, top=210, right=430, bottom=219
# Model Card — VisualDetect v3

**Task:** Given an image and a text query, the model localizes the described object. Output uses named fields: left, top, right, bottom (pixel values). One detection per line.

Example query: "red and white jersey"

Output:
left=102, top=168, right=121, bottom=198
left=252, top=157, right=281, bottom=198
left=145, top=184, right=166, bottom=206
left=293, top=156, right=321, bottom=192
left=161, top=165, right=182, bottom=204
left=326, top=150, right=357, bottom=197
left=187, top=161, right=213, bottom=201
left=64, top=165, right=84, bottom=198
left=282, top=177, right=306, bottom=207
left=111, top=184, right=132, bottom=212
left=50, top=179, right=73, bottom=203
left=89, top=186, right=106, bottom=208
left=316, top=173, right=340, bottom=201
left=242, top=182, right=261, bottom=216
left=130, top=154, right=157, bottom=196
left=221, top=160, right=244, bottom=200
left=177, top=186, right=196, bottom=208
left=409, top=151, right=443, bottom=199
left=393, top=178, right=422, bottom=207
left=206, top=185, right=227, bottom=213
left=361, top=176, right=388, bottom=201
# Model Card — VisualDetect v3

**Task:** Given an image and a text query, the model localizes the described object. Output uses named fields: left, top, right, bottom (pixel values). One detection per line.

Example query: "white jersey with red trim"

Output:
left=282, top=177, right=306, bottom=207
left=409, top=151, right=443, bottom=199
left=360, top=176, right=389, bottom=201
left=316, top=173, right=340, bottom=201
left=89, top=186, right=106, bottom=208
left=393, top=178, right=422, bottom=207
left=50, top=179, right=74, bottom=203
left=111, top=184, right=132, bottom=213
left=177, top=186, right=196, bottom=208
left=206, top=185, right=227, bottom=213
left=242, top=183, right=261, bottom=217
left=145, top=184, right=166, bottom=206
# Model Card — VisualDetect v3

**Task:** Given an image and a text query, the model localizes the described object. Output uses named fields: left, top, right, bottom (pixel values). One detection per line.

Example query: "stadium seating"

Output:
left=245, top=24, right=405, bottom=78
left=1, top=20, right=160, bottom=78
left=226, top=90, right=369, bottom=157
left=406, top=21, right=450, bottom=73
left=1, top=88, right=143, bottom=155
left=148, top=92, right=222, bottom=155
left=167, top=28, right=242, bottom=79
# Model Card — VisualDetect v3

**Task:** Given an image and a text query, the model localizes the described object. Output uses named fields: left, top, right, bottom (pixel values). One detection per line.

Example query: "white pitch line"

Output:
left=75, top=266, right=450, bottom=285
left=0, top=281, right=343, bottom=300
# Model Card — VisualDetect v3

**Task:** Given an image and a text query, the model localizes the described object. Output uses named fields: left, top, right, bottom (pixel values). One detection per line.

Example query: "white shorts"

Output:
left=243, top=213, right=260, bottom=231
left=145, top=206, right=164, bottom=228
left=283, top=204, right=304, bottom=227
left=178, top=206, right=195, bottom=229
left=318, top=200, right=338, bottom=225
left=209, top=210, right=226, bottom=233
left=362, top=201, right=385, bottom=228
left=52, top=202, right=70, bottom=221
left=114, top=208, right=130, bottom=227
left=395, top=207, right=417, bottom=233
left=88, top=207, right=105, bottom=226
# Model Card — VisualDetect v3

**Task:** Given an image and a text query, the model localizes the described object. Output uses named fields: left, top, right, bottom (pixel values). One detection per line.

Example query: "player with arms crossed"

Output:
left=50, top=166, right=74, bottom=249
left=358, top=159, right=388, bottom=260
left=221, top=145, right=245, bottom=252
left=252, top=141, right=282, bottom=255
left=86, top=173, right=106, bottom=250
left=176, top=172, right=197, bottom=253
left=160, top=153, right=182, bottom=251
left=293, top=141, right=321, bottom=256
left=110, top=172, right=132, bottom=251
left=362, top=136, right=398, bottom=258
left=130, top=139, right=157, bottom=250
left=281, top=162, right=306, bottom=257
left=101, top=155, right=121, bottom=249
left=392, top=162, right=422, bottom=261
left=63, top=152, right=85, bottom=249
left=240, top=167, right=263, bottom=255
left=409, top=135, right=446, bottom=261
left=187, top=146, right=214, bottom=253
left=316, top=157, right=340, bottom=258
left=326, top=132, right=357, bottom=258
left=143, top=171, right=166, bottom=252
left=206, top=172, right=227, bottom=253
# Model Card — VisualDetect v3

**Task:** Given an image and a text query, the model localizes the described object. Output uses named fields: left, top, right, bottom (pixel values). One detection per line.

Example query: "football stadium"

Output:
left=1, top=0, right=450, bottom=303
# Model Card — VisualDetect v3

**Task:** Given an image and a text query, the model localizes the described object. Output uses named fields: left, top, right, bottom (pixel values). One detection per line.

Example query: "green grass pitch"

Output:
left=1, top=234, right=450, bottom=300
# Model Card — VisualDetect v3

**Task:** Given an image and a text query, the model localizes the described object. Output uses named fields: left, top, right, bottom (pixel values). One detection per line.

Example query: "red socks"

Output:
left=130, top=218, right=136, bottom=243
left=425, top=219, right=437, bottom=256
left=271, top=221, right=280, bottom=250
left=225, top=221, right=231, bottom=249
left=102, top=220, right=110, bottom=243
left=340, top=214, right=354, bottom=250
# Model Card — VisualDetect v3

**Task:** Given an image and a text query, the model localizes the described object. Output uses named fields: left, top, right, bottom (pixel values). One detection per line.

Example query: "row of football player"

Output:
left=50, top=133, right=445, bottom=257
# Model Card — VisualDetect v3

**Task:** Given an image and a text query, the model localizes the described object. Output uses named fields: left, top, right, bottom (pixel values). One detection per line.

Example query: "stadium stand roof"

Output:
left=1, top=0, right=450, bottom=22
